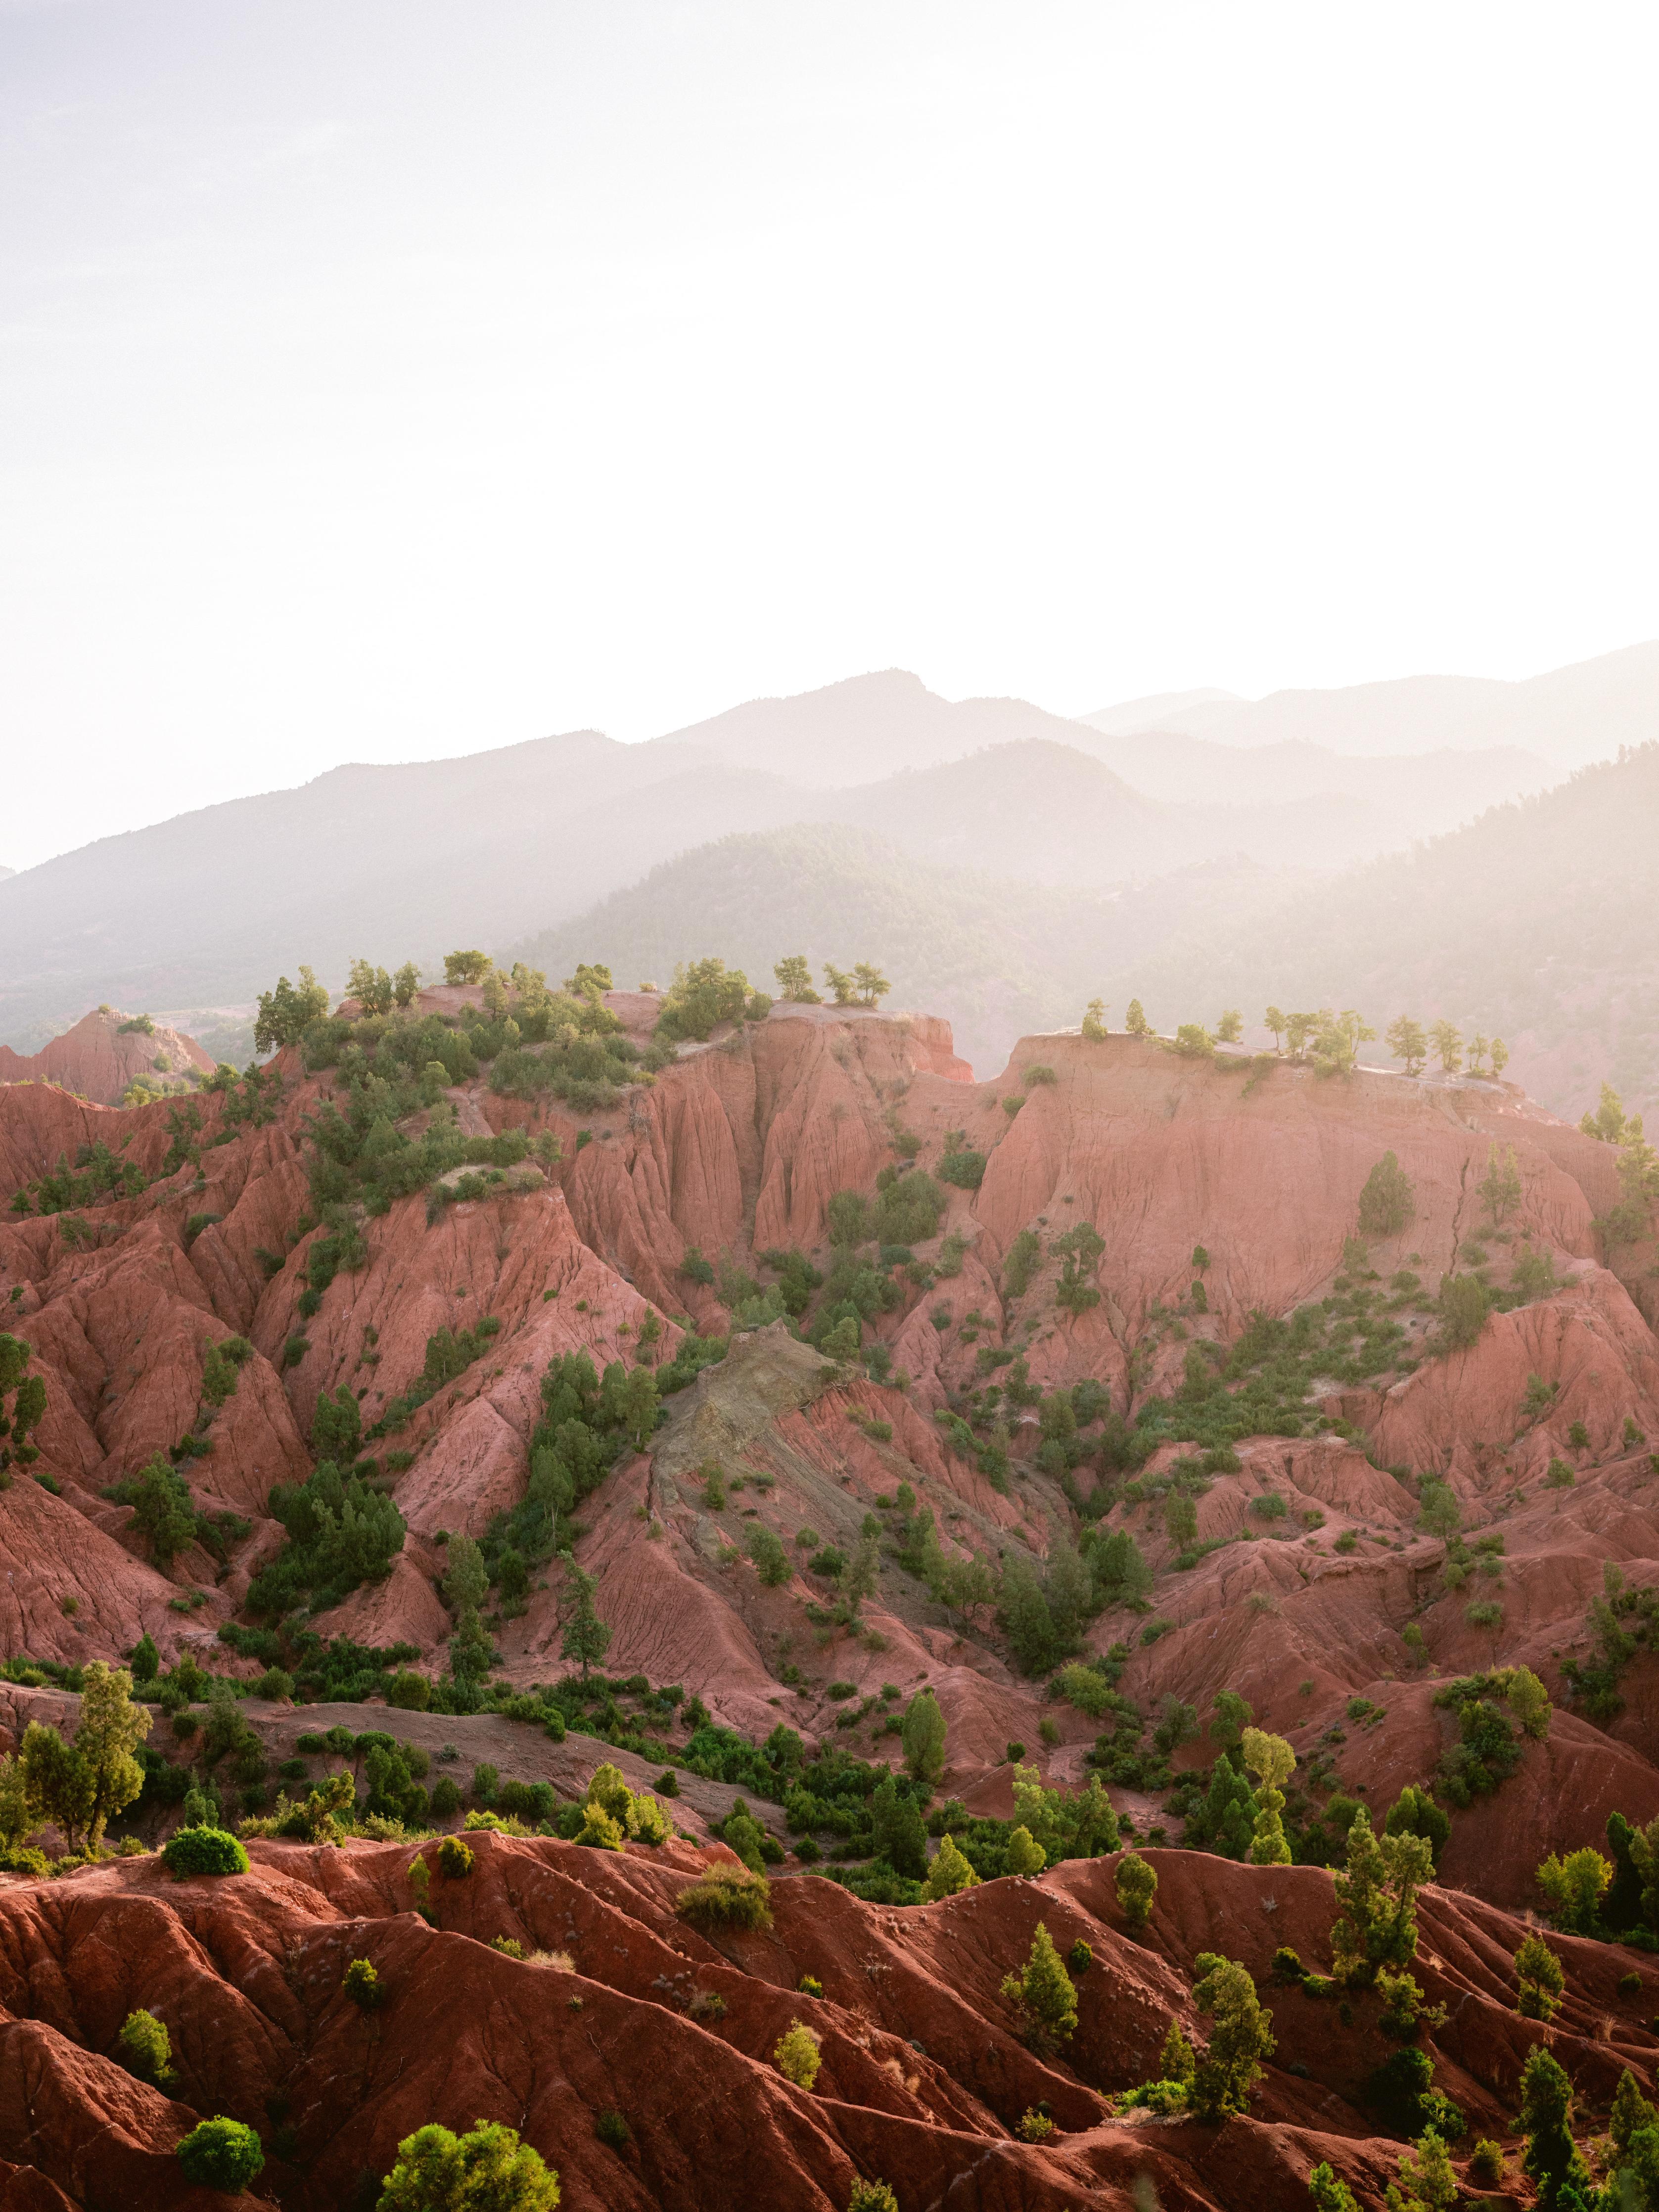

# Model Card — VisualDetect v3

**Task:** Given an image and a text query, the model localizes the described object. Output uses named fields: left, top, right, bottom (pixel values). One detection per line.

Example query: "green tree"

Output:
left=126, top=1455, right=198, bottom=1569
left=73, top=1661, right=151, bottom=1847
left=1385, top=1016, right=1428, bottom=1076
left=1385, top=2128, right=1457, bottom=2212
left=1358, top=1152, right=1415, bottom=1237
left=772, top=955, right=820, bottom=1003
left=1330, top=1810, right=1432, bottom=1987
left=1189, top=1951, right=1275, bottom=2122
left=1428, top=1021, right=1463, bottom=1077
left=1241, top=1728, right=1295, bottom=1866
left=1383, top=1785, right=1450, bottom=1868
left=618, top=1367, right=659, bottom=1453
left=442, top=950, right=493, bottom=984
left=746, top=1524, right=791, bottom=1587
left=346, top=959, right=397, bottom=1015
left=563, top=963, right=612, bottom=999
left=1490, top=1037, right=1509, bottom=1078
left=1081, top=999, right=1108, bottom=1041
left=1478, top=1142, right=1523, bottom=1224
left=1437, top=1272, right=1490, bottom=1350
left=1515, top=1931, right=1565, bottom=2020
left=1284, top=1010, right=1320, bottom=1060
left=852, top=963, right=890, bottom=1007
left=20, top=1724, right=92, bottom=1852
left=1158, top=2016, right=1197, bottom=2084
left=1416, top=1477, right=1462, bottom=1539
left=1581, top=1081, right=1627, bottom=1144
left=900, top=1688, right=947, bottom=1785
left=1612, top=2068, right=1657, bottom=2156
left=924, top=1833, right=979, bottom=1898
left=312, top=1384, right=363, bottom=1463
left=1312, top=1009, right=1376, bottom=1076
left=869, top=1775, right=927, bottom=1880
left=999, top=1921, right=1077, bottom=2050
left=1053, top=1221, right=1106, bottom=1314
left=1216, top=1009, right=1243, bottom=1044
left=1005, top=1825, right=1046, bottom=1877
left=1264, top=1007, right=1287, bottom=1054
left=0, top=1332, right=47, bottom=1473
left=821, top=963, right=857, bottom=1006
left=254, top=966, right=330, bottom=1053
left=838, top=1530, right=880, bottom=1617
left=1518, top=2044, right=1590, bottom=2208
left=393, top=961, right=421, bottom=1008
left=1123, top=999, right=1152, bottom=1038
left=773, top=2018, right=822, bottom=2089
left=1163, top=1490, right=1198, bottom=1549
left=1535, top=1846, right=1611, bottom=1935
left=653, top=958, right=752, bottom=1041
left=376, top=2118, right=560, bottom=2210
left=443, top=1535, right=489, bottom=1615
left=0, top=1754, right=34, bottom=1852
left=1115, top=1850, right=1157, bottom=1927
left=1306, top=2164, right=1360, bottom=2211
left=559, top=1559, right=612, bottom=1680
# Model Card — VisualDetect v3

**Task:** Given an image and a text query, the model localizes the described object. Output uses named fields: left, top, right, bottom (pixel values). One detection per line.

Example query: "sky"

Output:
left=4, top=0, right=1659, bottom=871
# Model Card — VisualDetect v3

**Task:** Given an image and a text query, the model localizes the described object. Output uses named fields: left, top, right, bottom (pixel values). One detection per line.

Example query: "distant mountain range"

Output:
left=0, top=646, right=1655, bottom=1110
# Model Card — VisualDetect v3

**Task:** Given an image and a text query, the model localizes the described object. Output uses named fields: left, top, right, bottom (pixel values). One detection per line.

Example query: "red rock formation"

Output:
left=0, top=1010, right=213, bottom=1109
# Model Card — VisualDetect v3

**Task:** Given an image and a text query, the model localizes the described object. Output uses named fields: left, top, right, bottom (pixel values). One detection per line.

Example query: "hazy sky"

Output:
left=4, top=1, right=1658, bottom=870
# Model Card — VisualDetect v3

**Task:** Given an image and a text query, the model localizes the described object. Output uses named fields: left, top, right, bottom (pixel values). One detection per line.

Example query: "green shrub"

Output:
left=343, top=1958, right=382, bottom=2010
left=675, top=1870, right=772, bottom=1931
left=376, top=2119, right=558, bottom=2208
left=161, top=1826, right=249, bottom=1879
left=773, top=2018, right=822, bottom=2089
left=175, top=2117, right=265, bottom=2191
left=1068, top=1939, right=1093, bottom=1973
left=116, top=2008, right=174, bottom=2086
left=848, top=2185, right=899, bottom=2212
left=1018, top=2108, right=1055, bottom=2141
left=1468, top=2138, right=1505, bottom=2186
left=596, top=2107, right=632, bottom=2148
left=437, top=1836, right=474, bottom=1880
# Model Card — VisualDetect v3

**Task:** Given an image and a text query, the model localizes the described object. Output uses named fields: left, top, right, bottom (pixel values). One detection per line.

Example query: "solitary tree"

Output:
left=1358, top=1152, right=1415, bottom=1237
left=1490, top=1037, right=1510, bottom=1078
left=1477, top=1142, right=1523, bottom=1225
left=1215, top=1009, right=1243, bottom=1044
left=1189, top=1951, right=1275, bottom=2121
left=443, top=951, right=493, bottom=985
left=1263, top=1006, right=1287, bottom=1054
left=1123, top=999, right=1152, bottom=1038
left=852, top=964, right=890, bottom=1008
left=559, top=1559, right=612, bottom=1681
left=900, top=1688, right=948, bottom=1785
left=392, top=961, right=421, bottom=1008
left=821, top=964, right=858, bottom=1006
left=1241, top=1728, right=1295, bottom=1866
left=125, top=1456, right=198, bottom=1570
left=1515, top=1931, right=1566, bottom=2020
left=1116, top=1850, right=1157, bottom=1927
left=1081, top=999, right=1108, bottom=1041
left=999, top=1922, right=1077, bottom=2051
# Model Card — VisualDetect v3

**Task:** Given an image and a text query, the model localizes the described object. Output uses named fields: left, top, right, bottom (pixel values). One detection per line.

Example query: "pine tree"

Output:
left=1158, top=2016, right=1196, bottom=2084
left=1611, top=2068, right=1656, bottom=2155
left=559, top=1558, right=612, bottom=1680
left=900, top=1689, right=947, bottom=1784
left=1189, top=1952, right=1275, bottom=2122
left=1357, top=1152, right=1415, bottom=1237
left=1005, top=1825, right=1046, bottom=1877
left=1306, top=2165, right=1360, bottom=2211
left=1330, top=1810, right=1432, bottom=1986
left=1081, top=999, right=1108, bottom=1041
left=1514, top=1932, right=1565, bottom=2019
left=1263, top=1006, right=1287, bottom=1054
left=1216, top=1010, right=1243, bottom=1044
left=869, top=1776, right=927, bottom=1880
left=1241, top=1727, right=1295, bottom=1866
left=1519, top=2044, right=1590, bottom=2206
left=924, top=1833, right=979, bottom=1898
left=1385, top=2127, right=1456, bottom=2211
left=1477, top=1142, right=1523, bottom=1225
left=1115, top=1850, right=1157, bottom=1927
left=999, top=1922, right=1077, bottom=2050
left=1124, top=999, right=1152, bottom=1038
left=772, top=955, right=820, bottom=1003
